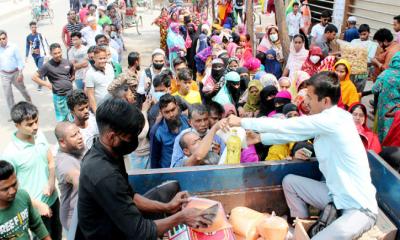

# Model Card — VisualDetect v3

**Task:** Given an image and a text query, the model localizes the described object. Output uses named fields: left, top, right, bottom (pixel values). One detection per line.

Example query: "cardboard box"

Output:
left=294, top=209, right=397, bottom=240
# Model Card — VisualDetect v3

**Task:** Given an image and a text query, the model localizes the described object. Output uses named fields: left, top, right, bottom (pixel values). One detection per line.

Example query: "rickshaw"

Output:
left=123, top=0, right=143, bottom=35
left=31, top=0, right=54, bottom=23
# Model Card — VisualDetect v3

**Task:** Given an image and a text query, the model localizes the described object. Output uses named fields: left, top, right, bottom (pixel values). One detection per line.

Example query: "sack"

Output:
left=308, top=202, right=339, bottom=238
left=184, top=33, right=193, bottom=49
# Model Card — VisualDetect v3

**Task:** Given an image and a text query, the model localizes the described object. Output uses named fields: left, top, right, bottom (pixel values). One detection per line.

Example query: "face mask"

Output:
left=275, top=105, right=284, bottom=113
left=153, top=63, right=164, bottom=70
left=240, top=76, right=250, bottom=86
left=310, top=55, right=321, bottom=64
left=211, top=68, right=225, bottom=81
left=269, top=33, right=279, bottom=42
left=110, top=31, right=117, bottom=39
left=113, top=137, right=138, bottom=156
left=153, top=91, right=166, bottom=101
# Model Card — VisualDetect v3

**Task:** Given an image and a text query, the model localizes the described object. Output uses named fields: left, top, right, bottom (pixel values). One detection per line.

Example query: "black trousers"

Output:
left=34, top=199, right=62, bottom=240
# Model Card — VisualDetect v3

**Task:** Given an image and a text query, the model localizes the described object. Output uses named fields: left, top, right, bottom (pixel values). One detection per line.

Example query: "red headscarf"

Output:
left=301, top=46, right=323, bottom=76
left=382, top=111, right=400, bottom=147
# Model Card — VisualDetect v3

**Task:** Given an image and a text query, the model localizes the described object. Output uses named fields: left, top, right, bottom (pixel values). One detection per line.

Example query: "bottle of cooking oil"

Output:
left=226, top=129, right=241, bottom=164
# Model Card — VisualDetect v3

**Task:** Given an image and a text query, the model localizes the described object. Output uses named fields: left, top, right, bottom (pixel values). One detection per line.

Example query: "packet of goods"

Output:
left=339, top=40, right=368, bottom=75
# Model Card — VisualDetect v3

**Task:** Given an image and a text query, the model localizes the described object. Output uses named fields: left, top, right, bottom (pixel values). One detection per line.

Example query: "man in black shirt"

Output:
left=78, top=98, right=212, bottom=240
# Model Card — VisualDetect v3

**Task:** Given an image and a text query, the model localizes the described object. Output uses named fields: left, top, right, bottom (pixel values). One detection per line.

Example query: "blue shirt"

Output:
left=241, top=106, right=378, bottom=214
left=0, top=43, right=24, bottom=72
left=150, top=115, right=190, bottom=168
left=170, top=128, right=226, bottom=167
left=26, top=33, right=46, bottom=57
left=344, top=27, right=359, bottom=42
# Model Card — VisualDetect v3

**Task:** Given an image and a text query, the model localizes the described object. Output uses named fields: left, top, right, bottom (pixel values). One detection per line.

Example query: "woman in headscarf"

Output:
left=283, top=34, right=309, bottom=79
left=213, top=71, right=241, bottom=108
left=258, top=85, right=278, bottom=117
left=278, top=77, right=291, bottom=91
left=201, top=58, right=225, bottom=104
left=268, top=90, right=292, bottom=117
left=382, top=104, right=400, bottom=147
left=301, top=46, right=323, bottom=76
left=257, top=25, right=284, bottom=62
left=264, top=49, right=282, bottom=79
left=243, top=80, right=263, bottom=117
left=226, top=57, right=240, bottom=73
left=334, top=59, right=360, bottom=109
left=152, top=7, right=169, bottom=53
left=294, top=89, right=311, bottom=116
left=168, top=7, right=179, bottom=25
left=167, top=22, right=186, bottom=71
left=195, top=35, right=222, bottom=75
left=372, top=51, right=400, bottom=142
left=260, top=73, right=279, bottom=90
left=289, top=70, right=310, bottom=98
left=223, top=16, right=234, bottom=29
left=226, top=32, right=239, bottom=57
left=349, top=103, right=382, bottom=154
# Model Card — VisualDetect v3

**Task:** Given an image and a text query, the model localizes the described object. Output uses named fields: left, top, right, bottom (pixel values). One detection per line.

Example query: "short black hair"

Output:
left=159, top=94, right=177, bottom=110
left=87, top=45, right=96, bottom=54
left=358, top=24, right=370, bottom=33
left=67, top=90, right=88, bottom=110
left=0, top=30, right=7, bottom=37
left=82, top=2, right=87, bottom=7
left=88, top=3, right=97, bottom=9
left=173, top=57, right=187, bottom=68
left=29, top=21, right=37, bottom=27
left=128, top=51, right=140, bottom=67
left=321, top=10, right=332, bottom=19
left=96, top=98, right=144, bottom=136
left=95, top=34, right=107, bottom=44
left=207, top=101, right=224, bottom=116
left=70, top=31, right=82, bottom=39
left=110, top=84, right=130, bottom=99
left=153, top=72, right=171, bottom=88
left=394, top=15, right=400, bottom=23
left=189, top=104, right=208, bottom=119
left=50, top=43, right=61, bottom=52
left=324, top=24, right=338, bottom=33
left=11, top=101, right=38, bottom=124
left=0, top=160, right=14, bottom=181
left=292, top=2, right=299, bottom=7
left=177, top=68, right=192, bottom=81
left=373, top=28, right=394, bottom=42
left=305, top=71, right=341, bottom=105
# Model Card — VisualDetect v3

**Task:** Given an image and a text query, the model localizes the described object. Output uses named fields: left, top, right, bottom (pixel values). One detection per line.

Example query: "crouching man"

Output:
left=224, top=72, right=378, bottom=239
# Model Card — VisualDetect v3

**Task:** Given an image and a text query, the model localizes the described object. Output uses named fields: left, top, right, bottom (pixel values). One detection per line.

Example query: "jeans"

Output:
left=0, top=71, right=31, bottom=111
left=282, top=174, right=376, bottom=239
left=34, top=199, right=62, bottom=240
left=33, top=55, right=44, bottom=69
left=53, top=94, right=70, bottom=122
left=75, top=78, right=84, bottom=90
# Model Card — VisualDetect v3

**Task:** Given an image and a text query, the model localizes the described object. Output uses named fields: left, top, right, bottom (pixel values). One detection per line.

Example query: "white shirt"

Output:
left=286, top=12, right=302, bottom=37
left=79, top=113, right=99, bottom=150
left=85, top=63, right=114, bottom=104
left=68, top=45, right=88, bottom=80
left=137, top=66, right=166, bottom=95
left=80, top=25, right=103, bottom=47
left=241, top=106, right=378, bottom=214
left=310, top=23, right=326, bottom=43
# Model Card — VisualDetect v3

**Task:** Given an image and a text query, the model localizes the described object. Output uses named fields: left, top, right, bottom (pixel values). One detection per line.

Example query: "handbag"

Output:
left=308, top=202, right=339, bottom=238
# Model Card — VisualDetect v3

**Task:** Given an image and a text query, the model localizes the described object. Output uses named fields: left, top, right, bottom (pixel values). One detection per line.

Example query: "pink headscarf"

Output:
left=223, top=104, right=237, bottom=117
left=275, top=90, right=292, bottom=101
left=286, top=37, right=309, bottom=78
left=226, top=42, right=238, bottom=57
left=169, top=22, right=180, bottom=33
left=243, top=57, right=261, bottom=73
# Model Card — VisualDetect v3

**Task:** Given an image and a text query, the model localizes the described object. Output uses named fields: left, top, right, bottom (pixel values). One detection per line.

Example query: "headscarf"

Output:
left=269, top=90, right=292, bottom=117
left=258, top=85, right=278, bottom=117
left=349, top=103, right=382, bottom=153
left=264, top=49, right=282, bottom=79
left=254, top=71, right=267, bottom=80
left=257, top=25, right=278, bottom=52
left=243, top=57, right=261, bottom=73
left=301, top=46, right=323, bottom=76
left=282, top=103, right=298, bottom=115
left=294, top=88, right=309, bottom=116
left=167, top=22, right=185, bottom=51
left=223, top=104, right=237, bottom=117
left=278, top=77, right=291, bottom=89
left=334, top=59, right=360, bottom=108
left=289, top=70, right=310, bottom=98
left=237, top=67, right=250, bottom=94
left=213, top=71, right=241, bottom=106
left=226, top=57, right=239, bottom=72
left=237, top=23, right=246, bottom=35
left=226, top=42, right=238, bottom=57
left=286, top=36, right=309, bottom=78
left=243, top=80, right=263, bottom=112
left=260, top=73, right=279, bottom=89
left=223, top=17, right=233, bottom=29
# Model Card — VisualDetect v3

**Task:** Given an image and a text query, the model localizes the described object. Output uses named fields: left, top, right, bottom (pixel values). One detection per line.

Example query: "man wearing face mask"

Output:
left=78, top=98, right=211, bottom=239
left=137, top=49, right=166, bottom=97
left=201, top=58, right=225, bottom=104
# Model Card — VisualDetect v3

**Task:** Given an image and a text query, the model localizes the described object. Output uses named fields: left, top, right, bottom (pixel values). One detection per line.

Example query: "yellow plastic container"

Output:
left=226, top=129, right=242, bottom=164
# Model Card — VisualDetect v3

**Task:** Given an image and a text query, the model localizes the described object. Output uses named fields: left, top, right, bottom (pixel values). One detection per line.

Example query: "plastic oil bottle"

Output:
left=226, top=129, right=241, bottom=164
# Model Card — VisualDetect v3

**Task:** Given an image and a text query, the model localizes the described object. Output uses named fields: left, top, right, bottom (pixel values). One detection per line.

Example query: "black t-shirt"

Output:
left=38, top=59, right=74, bottom=96
left=77, top=139, right=157, bottom=240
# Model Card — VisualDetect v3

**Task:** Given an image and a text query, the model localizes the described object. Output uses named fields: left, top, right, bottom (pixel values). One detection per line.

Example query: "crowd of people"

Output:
left=1, top=0, right=400, bottom=239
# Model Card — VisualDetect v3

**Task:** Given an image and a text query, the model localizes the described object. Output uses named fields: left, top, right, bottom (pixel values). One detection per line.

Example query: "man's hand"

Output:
left=293, top=149, right=310, bottom=161
left=43, top=183, right=55, bottom=197
left=180, top=208, right=213, bottom=229
left=44, top=82, right=52, bottom=90
left=246, top=131, right=261, bottom=145
left=16, top=73, right=23, bottom=82
left=166, top=191, right=189, bottom=214
left=142, top=96, right=153, bottom=112
left=227, top=115, right=242, bottom=127
left=35, top=201, right=52, bottom=217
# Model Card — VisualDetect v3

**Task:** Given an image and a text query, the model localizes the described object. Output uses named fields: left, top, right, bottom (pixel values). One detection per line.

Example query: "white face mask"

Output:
left=310, top=55, right=321, bottom=64
left=269, top=33, right=279, bottom=42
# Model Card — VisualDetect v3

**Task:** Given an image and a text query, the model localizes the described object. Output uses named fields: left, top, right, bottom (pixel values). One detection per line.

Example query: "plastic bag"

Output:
left=230, top=207, right=269, bottom=240
left=256, top=211, right=288, bottom=240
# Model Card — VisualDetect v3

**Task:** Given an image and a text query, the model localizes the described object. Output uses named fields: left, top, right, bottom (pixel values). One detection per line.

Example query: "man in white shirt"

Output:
left=137, top=49, right=166, bottom=96
left=310, top=10, right=331, bottom=44
left=85, top=46, right=114, bottom=113
left=68, top=32, right=89, bottom=90
left=286, top=2, right=302, bottom=40
left=225, top=71, right=378, bottom=239
left=80, top=16, right=102, bottom=47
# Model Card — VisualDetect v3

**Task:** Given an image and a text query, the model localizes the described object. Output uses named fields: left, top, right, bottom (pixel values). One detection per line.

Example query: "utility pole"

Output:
left=245, top=0, right=255, bottom=55
left=274, top=0, right=290, bottom=62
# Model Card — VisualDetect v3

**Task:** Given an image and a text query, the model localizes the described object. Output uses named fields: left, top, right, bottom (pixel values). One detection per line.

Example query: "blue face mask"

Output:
left=153, top=91, right=166, bottom=101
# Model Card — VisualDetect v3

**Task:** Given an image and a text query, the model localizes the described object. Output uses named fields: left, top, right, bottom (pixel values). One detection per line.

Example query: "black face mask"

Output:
left=153, top=63, right=164, bottom=70
left=227, top=82, right=240, bottom=103
left=211, top=68, right=225, bottom=81
left=113, top=137, right=138, bottom=156
left=220, top=57, right=229, bottom=67
left=275, top=105, right=284, bottom=114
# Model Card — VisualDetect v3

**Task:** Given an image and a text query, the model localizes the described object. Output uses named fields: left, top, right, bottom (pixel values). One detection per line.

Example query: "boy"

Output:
left=172, top=68, right=201, bottom=105
left=0, top=160, right=50, bottom=240
left=286, top=2, right=302, bottom=40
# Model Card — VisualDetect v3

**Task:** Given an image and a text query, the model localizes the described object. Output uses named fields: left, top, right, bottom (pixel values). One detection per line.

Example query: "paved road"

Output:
left=0, top=1, right=161, bottom=151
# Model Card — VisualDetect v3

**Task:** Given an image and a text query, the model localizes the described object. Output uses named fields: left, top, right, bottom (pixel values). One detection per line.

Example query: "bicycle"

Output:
left=31, top=0, right=54, bottom=24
